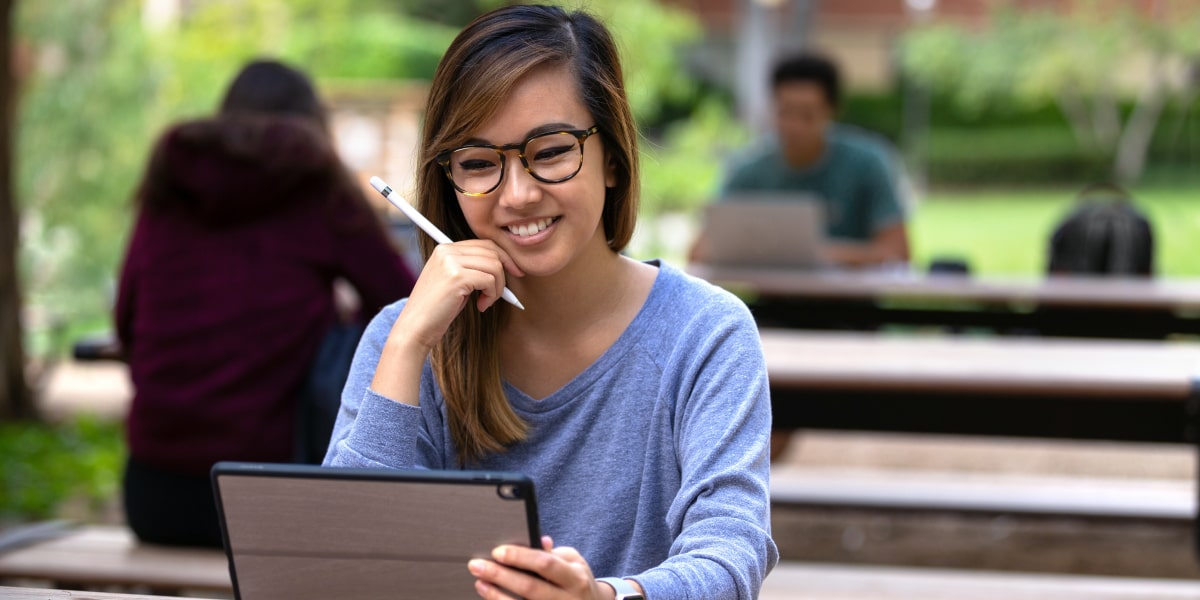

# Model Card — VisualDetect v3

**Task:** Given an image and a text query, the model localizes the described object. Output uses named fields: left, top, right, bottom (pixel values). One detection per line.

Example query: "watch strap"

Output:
left=597, top=577, right=644, bottom=600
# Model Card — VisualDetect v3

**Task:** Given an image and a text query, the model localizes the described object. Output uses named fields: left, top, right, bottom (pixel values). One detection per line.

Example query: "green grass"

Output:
left=911, top=187, right=1200, bottom=276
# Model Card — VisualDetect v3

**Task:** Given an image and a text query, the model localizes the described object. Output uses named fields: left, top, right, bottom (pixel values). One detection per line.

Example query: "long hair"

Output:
left=416, top=5, right=640, bottom=465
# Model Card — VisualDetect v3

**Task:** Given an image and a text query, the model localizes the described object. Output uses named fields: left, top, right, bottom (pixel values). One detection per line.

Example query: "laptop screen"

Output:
left=702, top=195, right=828, bottom=268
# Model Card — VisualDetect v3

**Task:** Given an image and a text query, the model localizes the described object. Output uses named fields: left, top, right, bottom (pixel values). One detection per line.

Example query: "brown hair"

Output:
left=416, top=4, right=640, bottom=465
left=219, top=59, right=329, bottom=131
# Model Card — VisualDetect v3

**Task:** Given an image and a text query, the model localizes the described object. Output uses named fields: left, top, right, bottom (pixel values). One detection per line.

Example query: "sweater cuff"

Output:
left=343, top=388, right=423, bottom=466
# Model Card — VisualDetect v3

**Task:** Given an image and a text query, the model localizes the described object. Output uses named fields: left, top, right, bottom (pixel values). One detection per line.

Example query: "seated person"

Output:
left=116, top=59, right=416, bottom=547
left=691, top=51, right=910, bottom=269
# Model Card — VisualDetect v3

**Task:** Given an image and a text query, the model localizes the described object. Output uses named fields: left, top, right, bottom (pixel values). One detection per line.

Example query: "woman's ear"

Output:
left=604, top=151, right=618, bottom=188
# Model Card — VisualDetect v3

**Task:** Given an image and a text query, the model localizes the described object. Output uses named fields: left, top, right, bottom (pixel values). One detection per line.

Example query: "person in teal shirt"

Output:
left=693, top=52, right=911, bottom=268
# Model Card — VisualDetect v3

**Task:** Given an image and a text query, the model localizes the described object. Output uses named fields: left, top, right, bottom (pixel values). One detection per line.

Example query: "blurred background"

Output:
left=10, top=0, right=1199, bottom=361
left=2, top=0, right=1199, bottom=582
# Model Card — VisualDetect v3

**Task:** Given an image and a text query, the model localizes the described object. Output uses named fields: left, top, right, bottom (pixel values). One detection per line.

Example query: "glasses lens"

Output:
left=448, top=147, right=503, bottom=195
left=525, top=132, right=584, bottom=183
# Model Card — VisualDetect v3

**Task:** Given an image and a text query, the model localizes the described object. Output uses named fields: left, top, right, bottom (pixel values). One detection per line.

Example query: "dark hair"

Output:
left=219, top=59, right=328, bottom=130
left=771, top=52, right=841, bottom=109
left=416, top=4, right=640, bottom=465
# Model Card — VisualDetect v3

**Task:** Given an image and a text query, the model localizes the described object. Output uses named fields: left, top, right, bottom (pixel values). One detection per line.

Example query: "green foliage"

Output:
left=640, top=98, right=750, bottom=214
left=573, top=0, right=748, bottom=216
left=900, top=4, right=1134, bottom=114
left=0, top=416, right=124, bottom=522
left=17, top=1, right=158, bottom=341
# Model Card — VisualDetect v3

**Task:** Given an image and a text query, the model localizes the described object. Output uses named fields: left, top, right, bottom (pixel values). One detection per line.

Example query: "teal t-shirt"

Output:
left=719, top=125, right=906, bottom=241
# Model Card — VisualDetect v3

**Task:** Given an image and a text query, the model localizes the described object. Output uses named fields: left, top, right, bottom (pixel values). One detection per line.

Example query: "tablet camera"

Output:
left=497, top=483, right=524, bottom=500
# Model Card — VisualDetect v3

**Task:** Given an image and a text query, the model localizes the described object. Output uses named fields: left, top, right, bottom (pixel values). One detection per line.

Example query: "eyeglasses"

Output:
left=436, top=126, right=600, bottom=197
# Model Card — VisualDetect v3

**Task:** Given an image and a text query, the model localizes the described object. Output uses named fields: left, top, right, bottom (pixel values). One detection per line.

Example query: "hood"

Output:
left=143, top=115, right=342, bottom=225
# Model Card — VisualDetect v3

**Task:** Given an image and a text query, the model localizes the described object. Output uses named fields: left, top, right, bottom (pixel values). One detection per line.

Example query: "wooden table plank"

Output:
left=761, top=330, right=1200, bottom=399
left=692, top=265, right=1200, bottom=311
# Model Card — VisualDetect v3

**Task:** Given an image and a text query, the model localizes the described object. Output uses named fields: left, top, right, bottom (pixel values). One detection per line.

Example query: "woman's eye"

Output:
left=458, top=159, right=498, bottom=172
left=533, top=145, right=573, bottom=162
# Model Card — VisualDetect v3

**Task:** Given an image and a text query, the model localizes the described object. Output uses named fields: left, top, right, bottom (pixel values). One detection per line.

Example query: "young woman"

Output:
left=325, top=6, right=777, bottom=599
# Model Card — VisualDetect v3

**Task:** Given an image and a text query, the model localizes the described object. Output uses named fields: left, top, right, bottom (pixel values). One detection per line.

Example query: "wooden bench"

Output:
left=760, top=561, right=1200, bottom=599
left=0, top=523, right=231, bottom=595
left=760, top=329, right=1200, bottom=552
left=769, top=464, right=1200, bottom=577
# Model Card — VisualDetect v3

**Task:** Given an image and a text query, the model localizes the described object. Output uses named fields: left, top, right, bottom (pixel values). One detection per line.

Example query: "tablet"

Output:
left=211, top=461, right=541, bottom=600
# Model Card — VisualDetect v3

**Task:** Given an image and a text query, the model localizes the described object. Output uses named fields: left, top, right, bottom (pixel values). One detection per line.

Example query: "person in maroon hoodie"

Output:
left=114, top=59, right=416, bottom=547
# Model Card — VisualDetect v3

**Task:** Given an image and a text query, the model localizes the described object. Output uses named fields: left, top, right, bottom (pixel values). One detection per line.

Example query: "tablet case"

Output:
left=211, top=461, right=540, bottom=600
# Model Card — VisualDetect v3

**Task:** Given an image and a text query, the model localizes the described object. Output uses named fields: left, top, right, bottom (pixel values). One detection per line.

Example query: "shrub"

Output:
left=0, top=417, right=124, bottom=523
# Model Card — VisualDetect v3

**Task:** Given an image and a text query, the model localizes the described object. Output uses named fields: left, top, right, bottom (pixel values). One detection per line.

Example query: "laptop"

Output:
left=700, top=194, right=828, bottom=268
left=211, top=462, right=541, bottom=600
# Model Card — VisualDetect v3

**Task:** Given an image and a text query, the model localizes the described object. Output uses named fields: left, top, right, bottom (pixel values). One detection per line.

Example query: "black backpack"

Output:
left=1047, top=184, right=1154, bottom=277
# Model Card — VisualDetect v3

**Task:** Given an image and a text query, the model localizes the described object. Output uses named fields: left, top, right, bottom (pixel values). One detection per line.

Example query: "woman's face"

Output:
left=453, top=64, right=616, bottom=279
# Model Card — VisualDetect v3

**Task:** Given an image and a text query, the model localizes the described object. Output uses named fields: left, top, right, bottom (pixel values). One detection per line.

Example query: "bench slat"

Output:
left=0, top=526, right=230, bottom=592
left=771, top=466, right=1195, bottom=520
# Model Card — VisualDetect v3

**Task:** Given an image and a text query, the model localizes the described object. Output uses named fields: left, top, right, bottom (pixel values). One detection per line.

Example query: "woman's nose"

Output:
left=496, top=155, right=540, bottom=209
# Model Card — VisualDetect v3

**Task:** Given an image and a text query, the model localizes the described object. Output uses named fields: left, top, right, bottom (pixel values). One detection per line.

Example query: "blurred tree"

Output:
left=900, top=0, right=1200, bottom=184
left=2, top=0, right=34, bottom=421
left=578, top=0, right=747, bottom=214
left=17, top=0, right=158, bottom=356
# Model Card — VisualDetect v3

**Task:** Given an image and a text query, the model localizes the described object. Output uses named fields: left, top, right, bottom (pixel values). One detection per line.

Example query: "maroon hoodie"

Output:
left=116, top=115, right=415, bottom=475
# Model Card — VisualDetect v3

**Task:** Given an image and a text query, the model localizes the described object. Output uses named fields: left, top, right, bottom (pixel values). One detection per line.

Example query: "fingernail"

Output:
left=492, top=546, right=508, bottom=561
left=468, top=559, right=487, bottom=575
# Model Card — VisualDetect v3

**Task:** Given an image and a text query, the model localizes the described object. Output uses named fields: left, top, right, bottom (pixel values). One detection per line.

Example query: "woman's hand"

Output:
left=468, top=536, right=628, bottom=600
left=402, top=240, right=523, bottom=346
left=370, top=240, right=522, bottom=404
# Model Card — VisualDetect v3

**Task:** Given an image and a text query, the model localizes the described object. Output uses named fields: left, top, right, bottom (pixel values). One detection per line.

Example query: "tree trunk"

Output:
left=0, top=0, right=35, bottom=421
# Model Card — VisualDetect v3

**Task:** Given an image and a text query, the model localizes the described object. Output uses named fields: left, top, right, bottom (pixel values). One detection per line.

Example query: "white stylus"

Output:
left=369, top=176, right=525, bottom=310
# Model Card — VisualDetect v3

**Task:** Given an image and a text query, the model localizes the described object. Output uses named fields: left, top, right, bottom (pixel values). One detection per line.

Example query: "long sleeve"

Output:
left=632, top=285, right=777, bottom=600
left=323, top=298, right=450, bottom=470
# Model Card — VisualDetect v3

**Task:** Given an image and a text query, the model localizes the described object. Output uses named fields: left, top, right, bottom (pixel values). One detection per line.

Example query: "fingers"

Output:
left=433, top=242, right=519, bottom=309
left=469, top=544, right=596, bottom=600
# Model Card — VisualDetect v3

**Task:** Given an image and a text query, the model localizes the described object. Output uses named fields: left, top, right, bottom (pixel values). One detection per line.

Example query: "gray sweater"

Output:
left=324, top=262, right=778, bottom=599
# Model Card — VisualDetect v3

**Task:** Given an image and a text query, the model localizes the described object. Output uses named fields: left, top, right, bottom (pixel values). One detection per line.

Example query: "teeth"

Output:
left=508, top=218, right=553, bottom=237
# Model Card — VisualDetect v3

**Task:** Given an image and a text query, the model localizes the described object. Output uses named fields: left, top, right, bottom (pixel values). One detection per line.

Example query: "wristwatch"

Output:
left=597, top=577, right=645, bottom=600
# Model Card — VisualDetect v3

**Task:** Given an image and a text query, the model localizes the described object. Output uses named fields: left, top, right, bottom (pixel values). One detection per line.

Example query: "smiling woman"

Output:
left=323, top=5, right=777, bottom=600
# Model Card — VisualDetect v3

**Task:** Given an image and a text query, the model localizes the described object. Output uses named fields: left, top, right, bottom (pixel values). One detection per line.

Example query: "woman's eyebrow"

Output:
left=462, top=122, right=581, bottom=146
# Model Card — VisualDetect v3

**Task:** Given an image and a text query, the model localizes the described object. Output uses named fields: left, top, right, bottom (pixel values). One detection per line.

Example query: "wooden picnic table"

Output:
left=760, top=328, right=1200, bottom=550
left=690, top=264, right=1200, bottom=338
